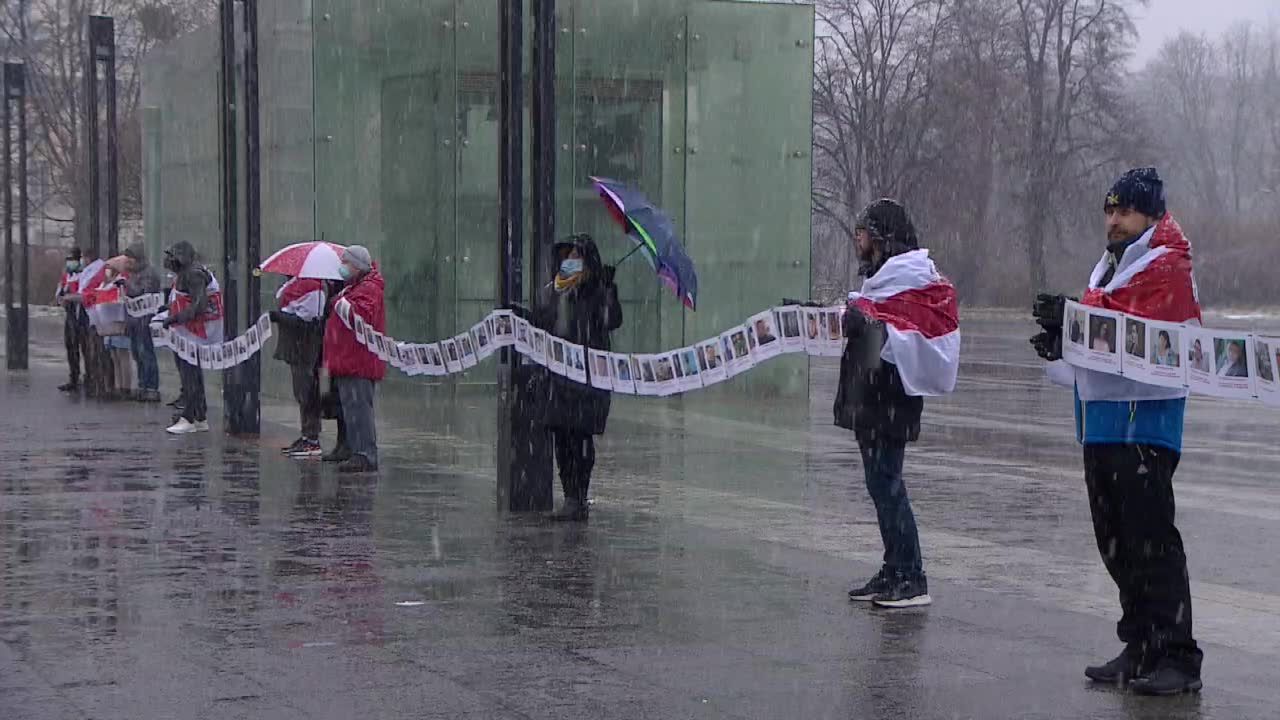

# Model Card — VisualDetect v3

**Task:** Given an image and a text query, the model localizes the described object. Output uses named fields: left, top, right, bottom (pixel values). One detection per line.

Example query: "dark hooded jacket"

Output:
left=164, top=241, right=213, bottom=326
left=530, top=236, right=623, bottom=435
left=834, top=200, right=924, bottom=445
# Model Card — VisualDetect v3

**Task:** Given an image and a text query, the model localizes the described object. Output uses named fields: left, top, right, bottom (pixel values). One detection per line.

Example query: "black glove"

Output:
left=1032, top=293, right=1074, bottom=332
left=506, top=302, right=532, bottom=320
left=843, top=304, right=869, bottom=338
left=781, top=297, right=823, bottom=308
left=602, top=264, right=617, bottom=285
left=268, top=309, right=284, bottom=324
left=1030, top=330, right=1062, bottom=362
left=161, top=317, right=175, bottom=329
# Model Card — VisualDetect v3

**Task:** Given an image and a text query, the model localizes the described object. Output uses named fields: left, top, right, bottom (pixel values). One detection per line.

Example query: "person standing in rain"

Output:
left=838, top=200, right=960, bottom=609
left=162, top=241, right=224, bottom=434
left=122, top=243, right=163, bottom=402
left=1031, top=167, right=1204, bottom=695
left=530, top=234, right=622, bottom=521
left=324, top=246, right=385, bottom=473
left=55, top=247, right=84, bottom=392
left=270, top=274, right=329, bottom=457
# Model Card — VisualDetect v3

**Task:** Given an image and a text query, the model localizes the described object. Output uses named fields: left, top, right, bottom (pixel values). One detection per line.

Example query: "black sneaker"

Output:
left=322, top=446, right=353, bottom=463
left=289, top=439, right=323, bottom=458
left=1130, top=659, right=1202, bottom=696
left=547, top=497, right=589, bottom=522
left=281, top=437, right=307, bottom=455
left=1084, top=646, right=1144, bottom=685
left=58, top=381, right=80, bottom=392
left=872, top=577, right=932, bottom=608
left=848, top=570, right=893, bottom=601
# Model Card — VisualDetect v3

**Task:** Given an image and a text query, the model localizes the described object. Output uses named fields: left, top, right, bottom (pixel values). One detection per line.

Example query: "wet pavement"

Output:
left=3, top=312, right=1280, bottom=719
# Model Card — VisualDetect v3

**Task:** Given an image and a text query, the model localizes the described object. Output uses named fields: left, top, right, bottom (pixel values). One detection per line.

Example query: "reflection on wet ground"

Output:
left=2, top=317, right=1279, bottom=719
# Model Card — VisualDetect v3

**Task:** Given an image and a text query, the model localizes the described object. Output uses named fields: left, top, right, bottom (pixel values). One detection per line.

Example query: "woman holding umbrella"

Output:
left=531, top=235, right=623, bottom=521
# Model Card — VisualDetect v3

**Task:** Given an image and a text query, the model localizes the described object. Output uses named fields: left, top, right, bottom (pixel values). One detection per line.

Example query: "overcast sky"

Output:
left=1130, top=0, right=1279, bottom=66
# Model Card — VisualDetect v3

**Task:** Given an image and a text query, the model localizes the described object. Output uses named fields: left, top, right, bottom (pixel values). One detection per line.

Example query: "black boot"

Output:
left=548, top=495, right=588, bottom=522
left=1085, top=645, right=1145, bottom=685
left=323, top=445, right=353, bottom=463
left=58, top=381, right=80, bottom=392
left=1131, top=659, right=1202, bottom=696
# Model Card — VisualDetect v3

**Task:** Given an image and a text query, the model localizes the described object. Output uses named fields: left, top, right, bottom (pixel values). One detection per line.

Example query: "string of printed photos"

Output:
left=149, top=313, right=275, bottom=371
left=125, top=292, right=167, bottom=318
left=328, top=299, right=847, bottom=396
left=1061, top=300, right=1280, bottom=407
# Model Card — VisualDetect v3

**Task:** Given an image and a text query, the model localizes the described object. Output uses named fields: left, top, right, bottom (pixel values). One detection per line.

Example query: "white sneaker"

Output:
left=166, top=419, right=198, bottom=435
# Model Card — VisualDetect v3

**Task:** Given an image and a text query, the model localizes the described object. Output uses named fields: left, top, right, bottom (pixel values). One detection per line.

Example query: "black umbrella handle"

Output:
left=615, top=242, right=645, bottom=266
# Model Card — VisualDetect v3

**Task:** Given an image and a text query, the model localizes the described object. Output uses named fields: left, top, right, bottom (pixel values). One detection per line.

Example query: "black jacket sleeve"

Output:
left=167, top=268, right=209, bottom=324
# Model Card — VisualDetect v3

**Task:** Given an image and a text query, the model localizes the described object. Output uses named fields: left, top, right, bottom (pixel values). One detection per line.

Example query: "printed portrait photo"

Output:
left=1214, top=338, right=1249, bottom=378
left=1068, top=308, right=1086, bottom=345
left=1188, top=338, right=1210, bottom=373
left=779, top=309, right=801, bottom=339
left=572, top=348, right=585, bottom=371
left=551, top=340, right=565, bottom=364
left=722, top=336, right=735, bottom=360
left=476, top=326, right=490, bottom=347
left=641, top=360, right=657, bottom=383
left=1088, top=315, right=1117, bottom=354
left=460, top=336, right=475, bottom=357
left=1255, top=340, right=1274, bottom=383
left=703, top=342, right=721, bottom=369
left=655, top=357, right=675, bottom=382
left=594, top=355, right=611, bottom=378
left=806, top=311, right=821, bottom=341
left=731, top=330, right=750, bottom=358
left=497, top=315, right=513, bottom=335
left=1150, top=329, right=1180, bottom=368
left=416, top=346, right=430, bottom=365
left=447, top=341, right=459, bottom=363
left=827, top=311, right=842, bottom=340
left=1124, top=319, right=1146, bottom=359
left=681, top=349, right=700, bottom=376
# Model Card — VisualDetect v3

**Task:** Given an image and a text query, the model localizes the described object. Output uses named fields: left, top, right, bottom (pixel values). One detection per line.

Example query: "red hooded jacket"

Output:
left=324, top=268, right=386, bottom=381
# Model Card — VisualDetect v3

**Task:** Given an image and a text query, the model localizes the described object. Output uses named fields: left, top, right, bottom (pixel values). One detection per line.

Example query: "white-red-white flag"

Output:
left=849, top=249, right=960, bottom=397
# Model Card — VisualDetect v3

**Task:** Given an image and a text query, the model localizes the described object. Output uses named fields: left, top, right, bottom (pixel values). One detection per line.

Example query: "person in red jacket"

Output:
left=323, top=245, right=386, bottom=473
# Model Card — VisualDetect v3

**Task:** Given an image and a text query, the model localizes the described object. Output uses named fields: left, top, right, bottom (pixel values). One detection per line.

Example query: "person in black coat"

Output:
left=530, top=234, right=623, bottom=521
left=836, top=199, right=931, bottom=609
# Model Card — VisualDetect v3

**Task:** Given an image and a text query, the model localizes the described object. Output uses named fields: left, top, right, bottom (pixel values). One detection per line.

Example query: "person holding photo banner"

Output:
left=270, top=275, right=331, bottom=458
left=324, top=246, right=386, bottom=473
left=838, top=199, right=959, bottom=609
left=1031, top=168, right=1204, bottom=695
left=122, top=243, right=163, bottom=403
left=526, top=234, right=622, bottom=522
left=162, top=242, right=225, bottom=435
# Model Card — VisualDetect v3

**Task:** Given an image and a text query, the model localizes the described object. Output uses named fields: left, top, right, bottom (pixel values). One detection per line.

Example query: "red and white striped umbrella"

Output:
left=259, top=241, right=348, bottom=280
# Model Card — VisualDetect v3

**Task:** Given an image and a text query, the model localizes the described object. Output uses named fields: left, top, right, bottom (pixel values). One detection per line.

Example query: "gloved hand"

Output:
left=1030, top=330, right=1062, bottom=362
left=1032, top=293, right=1073, bottom=332
left=843, top=303, right=869, bottom=338
left=268, top=309, right=284, bottom=324
left=602, top=264, right=617, bottom=285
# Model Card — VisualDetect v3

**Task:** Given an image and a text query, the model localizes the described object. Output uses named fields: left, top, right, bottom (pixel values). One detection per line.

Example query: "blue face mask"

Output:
left=559, top=258, right=583, bottom=276
left=338, top=265, right=354, bottom=281
left=66, top=260, right=80, bottom=272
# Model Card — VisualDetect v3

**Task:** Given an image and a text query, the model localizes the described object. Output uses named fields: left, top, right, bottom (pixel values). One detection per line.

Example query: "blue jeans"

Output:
left=127, top=317, right=159, bottom=391
left=859, top=442, right=924, bottom=581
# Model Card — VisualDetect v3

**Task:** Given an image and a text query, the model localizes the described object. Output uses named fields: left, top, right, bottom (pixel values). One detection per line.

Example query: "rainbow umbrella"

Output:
left=591, top=176, right=698, bottom=310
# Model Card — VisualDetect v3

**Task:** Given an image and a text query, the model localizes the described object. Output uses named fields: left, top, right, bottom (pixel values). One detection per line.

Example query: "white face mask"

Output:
left=559, top=258, right=584, bottom=276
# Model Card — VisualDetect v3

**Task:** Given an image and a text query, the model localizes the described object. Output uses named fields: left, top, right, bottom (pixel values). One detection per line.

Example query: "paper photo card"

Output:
left=513, top=317, right=533, bottom=356
left=491, top=310, right=516, bottom=348
left=824, top=306, right=846, bottom=356
left=632, top=354, right=660, bottom=395
left=198, top=345, right=211, bottom=369
left=246, top=325, right=261, bottom=356
left=745, top=310, right=783, bottom=362
left=565, top=344, right=588, bottom=385
left=722, top=326, right=756, bottom=377
left=441, top=338, right=462, bottom=374
left=696, top=338, right=728, bottom=386
left=675, top=347, right=704, bottom=393
left=588, top=349, right=613, bottom=390
left=1061, top=301, right=1122, bottom=375
left=774, top=306, right=806, bottom=354
left=529, top=328, right=548, bottom=366
left=457, top=333, right=478, bottom=370
left=256, top=313, right=273, bottom=343
left=1120, top=317, right=1186, bottom=390
left=1255, top=336, right=1280, bottom=407
left=611, top=353, right=637, bottom=394
left=651, top=353, right=680, bottom=396
left=151, top=324, right=171, bottom=349
left=1208, top=332, right=1255, bottom=399
left=546, top=337, right=568, bottom=376
left=801, top=308, right=825, bottom=356
left=234, top=336, right=250, bottom=366
left=424, top=343, right=446, bottom=376
left=472, top=321, right=495, bottom=361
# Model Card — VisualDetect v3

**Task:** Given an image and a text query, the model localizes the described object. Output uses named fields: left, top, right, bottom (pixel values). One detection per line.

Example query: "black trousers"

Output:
left=289, top=361, right=322, bottom=440
left=63, top=308, right=82, bottom=385
left=176, top=355, right=207, bottom=422
left=1083, top=444, right=1203, bottom=674
left=553, top=431, right=595, bottom=504
left=83, top=326, right=114, bottom=397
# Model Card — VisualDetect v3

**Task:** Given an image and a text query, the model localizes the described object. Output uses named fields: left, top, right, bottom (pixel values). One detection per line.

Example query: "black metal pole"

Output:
left=532, top=0, right=556, bottom=293
left=3, top=63, right=21, bottom=369
left=240, top=0, right=262, bottom=433
left=496, top=0, right=553, bottom=512
left=218, top=0, right=250, bottom=434
left=102, top=23, right=118, bottom=258
left=85, top=20, right=100, bottom=258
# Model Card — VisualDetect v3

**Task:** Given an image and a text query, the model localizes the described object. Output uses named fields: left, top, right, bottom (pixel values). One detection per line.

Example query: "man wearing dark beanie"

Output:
left=1031, top=167, right=1204, bottom=695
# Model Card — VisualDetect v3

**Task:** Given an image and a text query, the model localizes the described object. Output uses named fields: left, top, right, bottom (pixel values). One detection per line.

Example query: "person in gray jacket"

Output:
left=123, top=243, right=163, bottom=402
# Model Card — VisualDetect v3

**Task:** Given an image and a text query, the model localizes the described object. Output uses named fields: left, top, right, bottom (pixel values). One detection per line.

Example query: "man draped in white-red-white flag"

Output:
left=1032, top=167, right=1203, bottom=695
left=837, top=199, right=960, bottom=610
